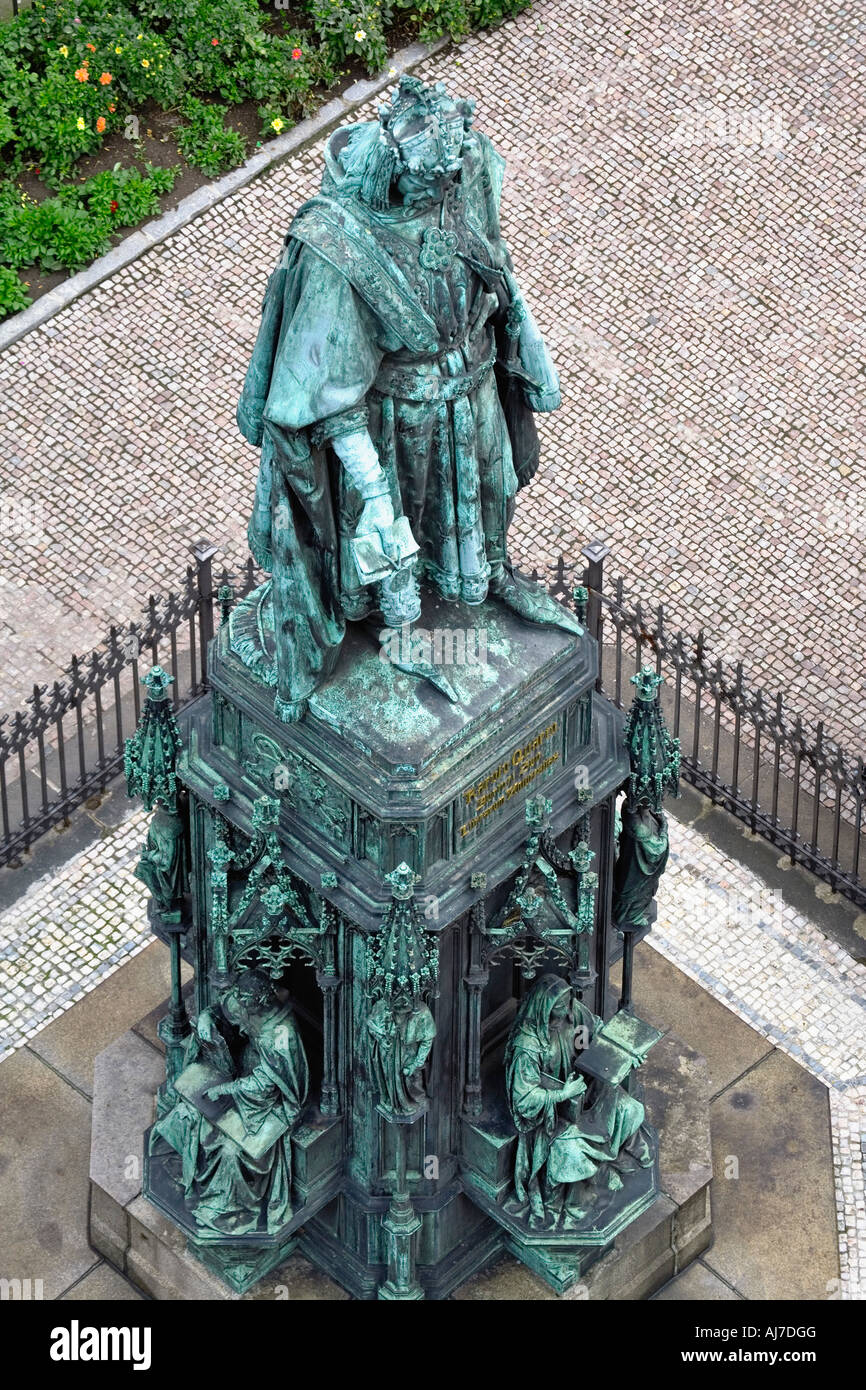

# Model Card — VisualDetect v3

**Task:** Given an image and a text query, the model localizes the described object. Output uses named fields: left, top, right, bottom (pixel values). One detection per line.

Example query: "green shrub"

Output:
left=57, top=162, right=180, bottom=222
left=0, top=265, right=31, bottom=316
left=305, top=1, right=392, bottom=75
left=176, top=97, right=246, bottom=175
left=0, top=163, right=179, bottom=282
left=0, top=0, right=536, bottom=302
left=394, top=0, right=470, bottom=41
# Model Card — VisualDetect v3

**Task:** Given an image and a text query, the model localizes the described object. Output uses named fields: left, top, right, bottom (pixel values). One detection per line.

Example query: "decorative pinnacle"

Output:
left=631, top=666, right=664, bottom=702
left=124, top=665, right=183, bottom=810
left=570, top=840, right=595, bottom=875
left=252, top=795, right=280, bottom=832
left=386, top=861, right=420, bottom=901
left=142, top=665, right=173, bottom=701
left=209, top=839, right=233, bottom=872
left=525, top=795, right=552, bottom=831
left=623, top=664, right=680, bottom=813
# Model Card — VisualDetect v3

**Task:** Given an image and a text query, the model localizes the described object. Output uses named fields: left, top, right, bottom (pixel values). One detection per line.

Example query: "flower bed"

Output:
left=0, top=0, right=532, bottom=319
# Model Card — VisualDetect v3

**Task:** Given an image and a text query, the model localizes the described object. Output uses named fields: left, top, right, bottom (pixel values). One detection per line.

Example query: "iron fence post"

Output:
left=581, top=538, right=610, bottom=692
left=192, top=540, right=218, bottom=690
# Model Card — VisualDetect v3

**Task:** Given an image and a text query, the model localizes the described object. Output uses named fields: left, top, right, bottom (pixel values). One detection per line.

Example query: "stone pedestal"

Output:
left=88, top=1012, right=712, bottom=1299
left=110, top=581, right=696, bottom=1297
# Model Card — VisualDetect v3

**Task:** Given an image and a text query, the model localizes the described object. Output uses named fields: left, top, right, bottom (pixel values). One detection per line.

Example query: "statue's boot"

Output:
left=364, top=617, right=460, bottom=704
left=489, top=565, right=583, bottom=637
left=392, top=655, right=459, bottom=703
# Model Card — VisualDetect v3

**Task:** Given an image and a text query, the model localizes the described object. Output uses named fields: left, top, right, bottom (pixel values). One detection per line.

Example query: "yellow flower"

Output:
left=141, top=58, right=150, bottom=68
left=137, top=33, right=143, bottom=39
left=115, top=45, right=123, bottom=54
left=76, top=117, right=85, bottom=129
left=271, top=118, right=284, bottom=132
left=59, top=44, right=69, bottom=56
left=354, top=29, right=366, bottom=41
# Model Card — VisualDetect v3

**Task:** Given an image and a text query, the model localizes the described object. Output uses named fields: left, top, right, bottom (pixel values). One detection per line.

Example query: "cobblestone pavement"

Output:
left=1, top=0, right=864, bottom=748
left=1, top=802, right=862, bottom=1294
left=0, top=810, right=150, bottom=1063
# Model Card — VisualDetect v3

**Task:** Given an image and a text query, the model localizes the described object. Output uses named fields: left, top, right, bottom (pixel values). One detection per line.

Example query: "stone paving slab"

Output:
left=702, top=1049, right=839, bottom=1301
left=653, top=1257, right=742, bottom=1301
left=0, top=0, right=863, bottom=751
left=28, top=940, right=182, bottom=1098
left=0, top=1047, right=94, bottom=1300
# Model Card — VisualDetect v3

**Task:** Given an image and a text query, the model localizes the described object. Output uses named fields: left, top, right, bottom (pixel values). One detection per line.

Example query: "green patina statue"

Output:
left=366, top=861, right=438, bottom=1120
left=134, top=804, right=187, bottom=926
left=504, top=975, right=655, bottom=1231
left=236, top=72, right=578, bottom=722
left=118, top=81, right=690, bottom=1299
left=612, top=666, right=681, bottom=1006
left=149, top=969, right=309, bottom=1238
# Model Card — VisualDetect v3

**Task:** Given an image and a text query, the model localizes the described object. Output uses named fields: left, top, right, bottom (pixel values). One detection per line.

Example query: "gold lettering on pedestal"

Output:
left=459, top=722, right=559, bottom=838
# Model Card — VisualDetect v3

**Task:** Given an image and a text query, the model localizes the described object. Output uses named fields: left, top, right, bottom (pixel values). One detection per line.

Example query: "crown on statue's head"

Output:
left=378, top=75, right=475, bottom=177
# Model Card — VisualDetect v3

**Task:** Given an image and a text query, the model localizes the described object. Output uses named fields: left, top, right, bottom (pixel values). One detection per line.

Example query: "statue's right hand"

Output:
left=558, top=1077, right=587, bottom=1101
left=355, top=494, right=395, bottom=543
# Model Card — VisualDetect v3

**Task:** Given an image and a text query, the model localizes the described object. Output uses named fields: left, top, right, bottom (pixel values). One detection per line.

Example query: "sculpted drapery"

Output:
left=504, top=974, right=650, bottom=1228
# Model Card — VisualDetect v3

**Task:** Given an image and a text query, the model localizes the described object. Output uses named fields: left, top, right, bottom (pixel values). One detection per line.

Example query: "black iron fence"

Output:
left=550, top=543, right=866, bottom=911
left=0, top=543, right=258, bottom=870
left=2, top=540, right=864, bottom=912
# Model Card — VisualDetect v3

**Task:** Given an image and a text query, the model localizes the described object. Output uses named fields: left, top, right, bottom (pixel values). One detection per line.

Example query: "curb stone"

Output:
left=0, top=36, right=450, bottom=352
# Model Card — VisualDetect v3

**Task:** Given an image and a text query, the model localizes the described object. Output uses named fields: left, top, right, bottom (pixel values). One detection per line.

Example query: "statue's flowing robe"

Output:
left=153, top=1004, right=309, bottom=1236
left=367, top=997, right=436, bottom=1115
left=611, top=806, right=670, bottom=930
left=504, top=975, right=646, bottom=1221
left=133, top=804, right=186, bottom=916
left=237, top=124, right=558, bottom=711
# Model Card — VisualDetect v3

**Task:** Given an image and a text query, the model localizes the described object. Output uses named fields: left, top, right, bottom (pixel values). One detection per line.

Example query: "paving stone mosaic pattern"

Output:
left=0, top=0, right=863, bottom=750
left=0, top=810, right=150, bottom=1063
left=1, top=800, right=862, bottom=1294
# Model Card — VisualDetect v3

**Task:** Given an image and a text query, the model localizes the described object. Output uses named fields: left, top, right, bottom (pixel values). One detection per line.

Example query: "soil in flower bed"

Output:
left=12, top=35, right=419, bottom=309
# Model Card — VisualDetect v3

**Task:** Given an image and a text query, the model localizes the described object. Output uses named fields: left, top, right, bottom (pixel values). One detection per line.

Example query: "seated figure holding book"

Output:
left=150, top=969, right=309, bottom=1238
left=504, top=974, right=655, bottom=1231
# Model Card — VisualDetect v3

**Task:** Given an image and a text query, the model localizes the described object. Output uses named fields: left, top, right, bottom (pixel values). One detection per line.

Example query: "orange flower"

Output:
left=211, top=37, right=219, bottom=45
left=86, top=43, right=96, bottom=51
left=75, top=67, right=89, bottom=81
left=96, top=116, right=106, bottom=132
left=99, top=72, right=112, bottom=84
left=108, top=103, right=116, bottom=112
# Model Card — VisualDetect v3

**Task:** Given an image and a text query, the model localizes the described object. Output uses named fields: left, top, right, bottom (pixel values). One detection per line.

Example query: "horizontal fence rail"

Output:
left=2, top=541, right=864, bottom=915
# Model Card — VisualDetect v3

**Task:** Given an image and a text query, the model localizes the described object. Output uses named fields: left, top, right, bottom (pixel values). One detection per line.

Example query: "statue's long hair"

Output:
left=339, top=123, right=400, bottom=212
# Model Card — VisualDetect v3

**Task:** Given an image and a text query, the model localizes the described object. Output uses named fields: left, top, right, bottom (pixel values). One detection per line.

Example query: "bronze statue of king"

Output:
left=236, top=73, right=577, bottom=722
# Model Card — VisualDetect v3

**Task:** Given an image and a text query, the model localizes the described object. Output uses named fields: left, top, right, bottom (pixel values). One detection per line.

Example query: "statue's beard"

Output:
left=397, top=165, right=461, bottom=208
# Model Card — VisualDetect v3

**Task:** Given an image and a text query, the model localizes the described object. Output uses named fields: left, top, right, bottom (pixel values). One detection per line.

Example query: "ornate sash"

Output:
left=289, top=196, right=440, bottom=355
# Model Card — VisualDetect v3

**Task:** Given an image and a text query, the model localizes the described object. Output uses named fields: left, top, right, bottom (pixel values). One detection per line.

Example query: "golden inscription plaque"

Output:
left=458, top=720, right=560, bottom=841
